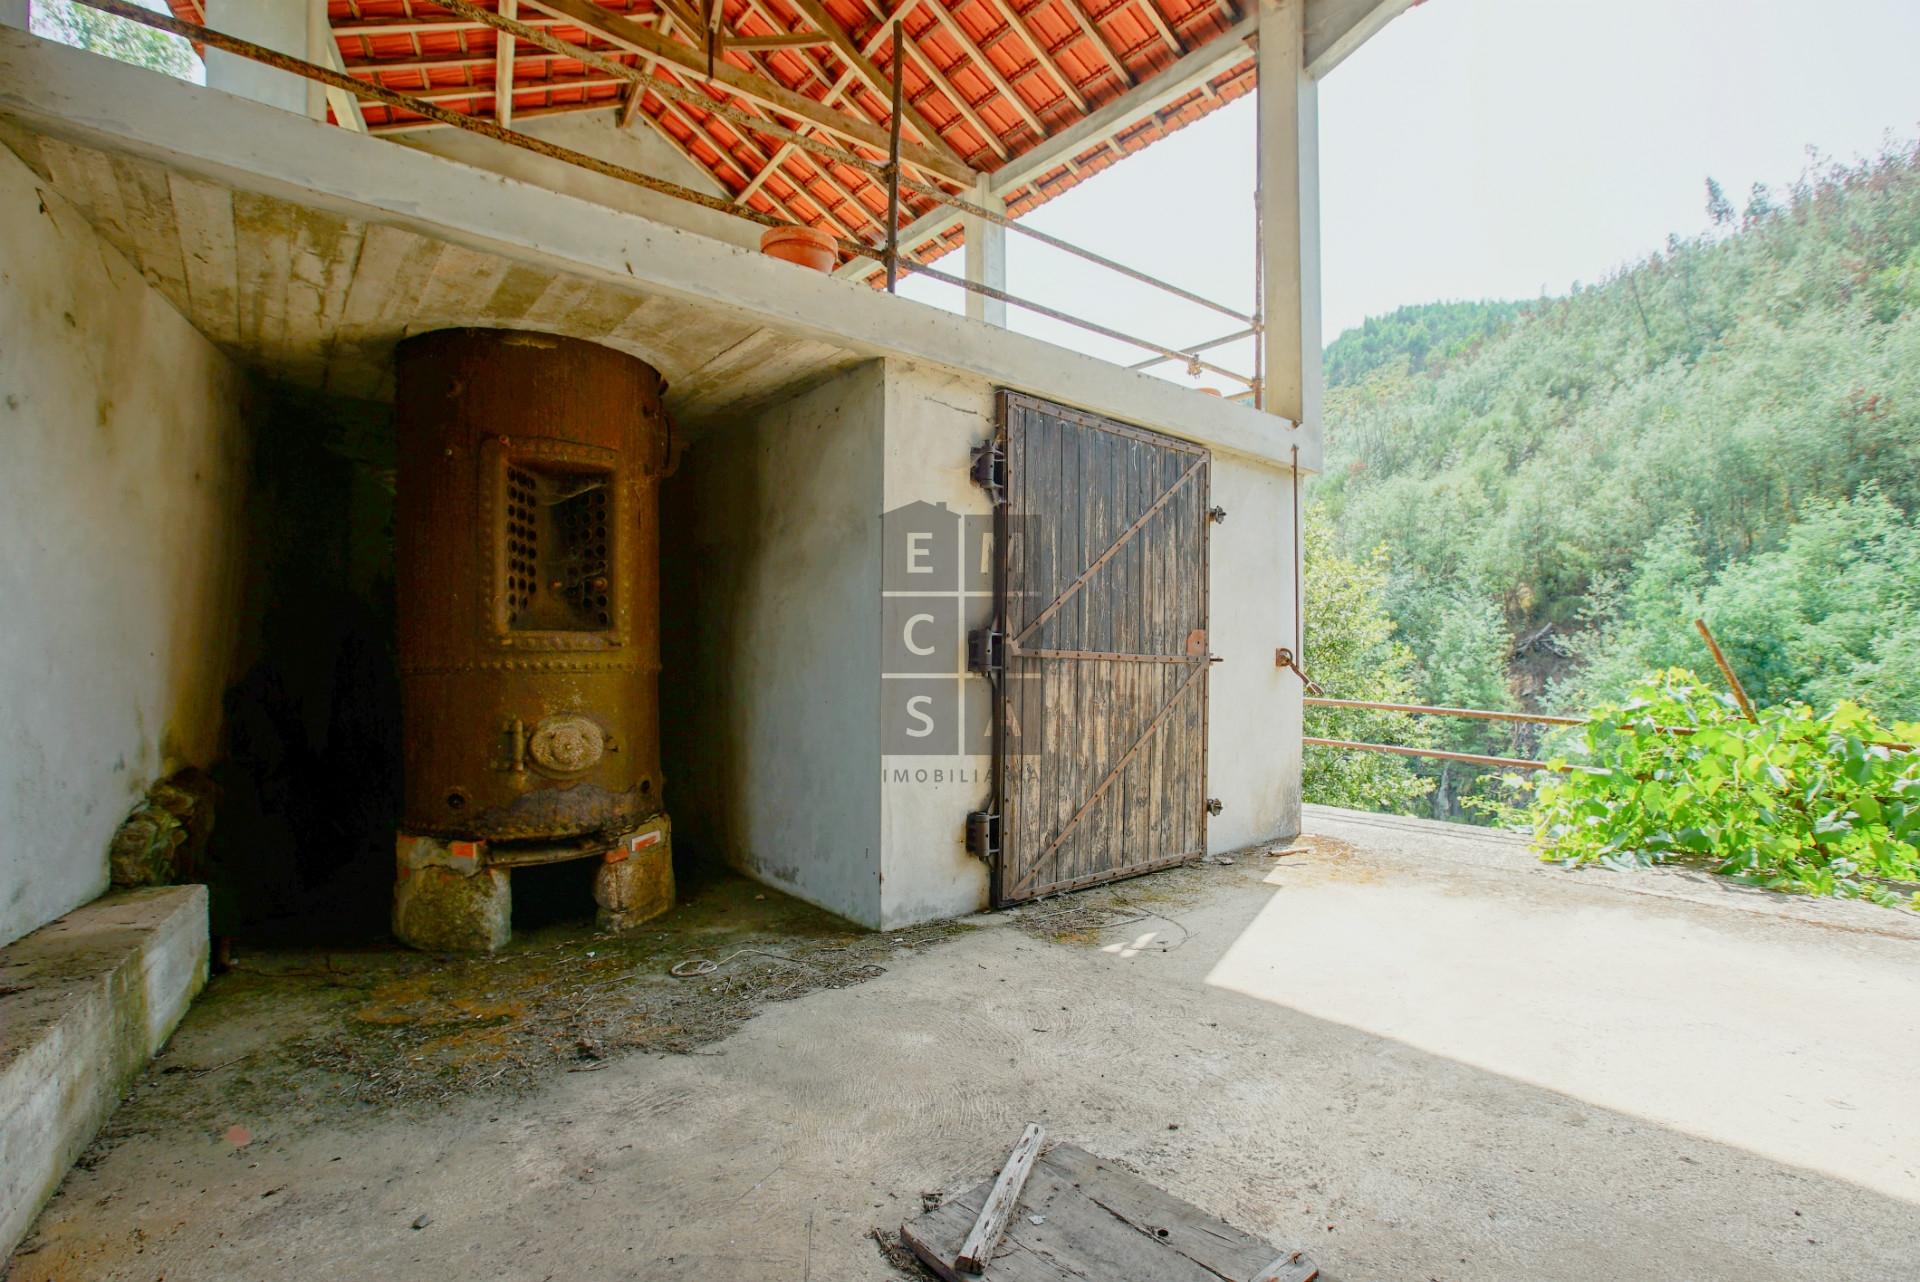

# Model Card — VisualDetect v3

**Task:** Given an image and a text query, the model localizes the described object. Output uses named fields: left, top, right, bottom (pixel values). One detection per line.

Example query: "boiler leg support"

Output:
left=393, top=836, right=512, bottom=952
left=595, top=815, right=674, bottom=932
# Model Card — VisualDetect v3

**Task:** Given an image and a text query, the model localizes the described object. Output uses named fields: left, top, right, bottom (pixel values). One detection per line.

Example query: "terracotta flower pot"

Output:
left=759, top=225, right=838, bottom=273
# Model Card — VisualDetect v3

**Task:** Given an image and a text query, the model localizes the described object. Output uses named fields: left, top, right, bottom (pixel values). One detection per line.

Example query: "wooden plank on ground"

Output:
left=956, top=1123, right=1046, bottom=1273
left=903, top=1143, right=1317, bottom=1282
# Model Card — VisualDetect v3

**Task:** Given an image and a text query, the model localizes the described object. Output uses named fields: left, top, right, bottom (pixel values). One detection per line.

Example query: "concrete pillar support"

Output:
left=963, top=174, right=1008, bottom=327
left=0, top=0, right=28, bottom=35
left=203, top=0, right=327, bottom=120
left=1256, top=0, right=1322, bottom=430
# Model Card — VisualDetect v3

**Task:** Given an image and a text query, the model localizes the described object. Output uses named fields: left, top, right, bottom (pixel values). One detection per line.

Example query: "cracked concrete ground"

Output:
left=8, top=809, right=1920, bottom=1281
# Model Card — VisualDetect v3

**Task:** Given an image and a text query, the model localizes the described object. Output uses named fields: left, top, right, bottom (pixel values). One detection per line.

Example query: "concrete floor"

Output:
left=9, top=810, right=1920, bottom=1281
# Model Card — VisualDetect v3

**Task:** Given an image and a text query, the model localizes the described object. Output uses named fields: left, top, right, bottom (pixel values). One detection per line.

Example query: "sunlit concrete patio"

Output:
left=10, top=808, right=1919, bottom=1281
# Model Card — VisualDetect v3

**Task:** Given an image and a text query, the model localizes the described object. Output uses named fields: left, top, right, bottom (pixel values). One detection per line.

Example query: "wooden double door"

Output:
left=986, top=392, right=1212, bottom=905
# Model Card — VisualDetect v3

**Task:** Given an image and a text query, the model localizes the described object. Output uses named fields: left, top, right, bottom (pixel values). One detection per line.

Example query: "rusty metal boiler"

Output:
left=390, top=328, right=673, bottom=951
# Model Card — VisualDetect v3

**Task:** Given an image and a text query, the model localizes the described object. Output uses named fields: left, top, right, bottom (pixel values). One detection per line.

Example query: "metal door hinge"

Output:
left=970, top=439, right=1008, bottom=506
left=968, top=626, right=1005, bottom=674
left=1205, top=798, right=1224, bottom=817
left=1207, top=505, right=1228, bottom=524
left=965, top=810, right=1000, bottom=862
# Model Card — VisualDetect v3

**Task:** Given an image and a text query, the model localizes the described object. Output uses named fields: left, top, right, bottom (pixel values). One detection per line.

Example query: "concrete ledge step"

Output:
left=0, top=886, right=209, bottom=1258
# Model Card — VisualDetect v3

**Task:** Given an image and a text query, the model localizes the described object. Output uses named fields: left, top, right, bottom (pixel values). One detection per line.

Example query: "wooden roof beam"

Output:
left=615, top=10, right=881, bottom=237
left=1058, top=0, right=1134, bottom=88
left=519, top=0, right=976, bottom=183
left=844, top=0, right=1010, bottom=162
left=783, top=0, right=951, bottom=155
left=1130, top=0, right=1186, bottom=59
left=838, top=12, right=1255, bottom=276
left=917, top=0, right=1046, bottom=139
left=978, top=0, right=1089, bottom=115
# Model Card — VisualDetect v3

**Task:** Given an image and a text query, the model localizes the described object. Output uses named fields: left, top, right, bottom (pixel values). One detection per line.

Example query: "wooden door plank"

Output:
left=1010, top=453, right=1206, bottom=647
left=992, top=398, right=1211, bottom=905
left=1009, top=661, right=1206, bottom=899
left=1056, top=415, right=1087, bottom=886
left=1099, top=428, right=1129, bottom=881
left=1122, top=437, right=1151, bottom=866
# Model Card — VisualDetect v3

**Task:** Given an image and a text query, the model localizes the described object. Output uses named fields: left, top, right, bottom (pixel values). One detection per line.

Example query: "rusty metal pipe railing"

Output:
left=1305, top=697, right=1586, bottom=727
left=884, top=19, right=903, bottom=295
left=1128, top=326, right=1256, bottom=371
left=1302, top=737, right=1578, bottom=774
left=895, top=258, right=1256, bottom=385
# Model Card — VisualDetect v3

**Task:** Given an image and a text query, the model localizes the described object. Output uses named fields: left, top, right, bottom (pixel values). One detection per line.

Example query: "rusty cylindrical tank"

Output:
left=394, top=329, right=667, bottom=848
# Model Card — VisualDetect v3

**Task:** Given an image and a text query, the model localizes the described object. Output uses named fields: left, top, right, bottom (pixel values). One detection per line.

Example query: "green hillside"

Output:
left=1306, top=141, right=1920, bottom=820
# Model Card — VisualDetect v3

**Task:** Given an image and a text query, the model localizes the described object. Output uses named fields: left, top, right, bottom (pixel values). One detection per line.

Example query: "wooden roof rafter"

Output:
left=188, top=0, right=1422, bottom=271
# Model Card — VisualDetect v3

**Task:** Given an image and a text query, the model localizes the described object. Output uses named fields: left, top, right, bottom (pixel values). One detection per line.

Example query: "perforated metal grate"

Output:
left=503, top=465, right=614, bottom=633
left=506, top=465, right=540, bottom=627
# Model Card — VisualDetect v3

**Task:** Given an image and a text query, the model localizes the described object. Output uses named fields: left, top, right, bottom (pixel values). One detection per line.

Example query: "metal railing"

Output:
left=73, top=0, right=1269, bottom=403
left=1301, top=620, right=1914, bottom=772
left=1302, top=698, right=1587, bottom=773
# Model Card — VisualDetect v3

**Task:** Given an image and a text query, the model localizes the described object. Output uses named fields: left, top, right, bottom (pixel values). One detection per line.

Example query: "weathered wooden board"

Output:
left=994, top=392, right=1210, bottom=905
left=902, top=1143, right=1318, bottom=1282
left=956, top=1124, right=1047, bottom=1272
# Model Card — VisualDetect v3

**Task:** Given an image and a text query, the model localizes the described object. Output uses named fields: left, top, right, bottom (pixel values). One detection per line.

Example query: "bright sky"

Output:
left=898, top=0, right=1920, bottom=392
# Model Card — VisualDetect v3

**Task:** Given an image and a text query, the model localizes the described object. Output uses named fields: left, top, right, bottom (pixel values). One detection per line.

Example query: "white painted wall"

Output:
left=877, top=360, right=995, bottom=927
left=1204, top=454, right=1303, bottom=850
left=0, top=144, right=250, bottom=946
left=401, top=109, right=764, bottom=252
left=665, top=361, right=885, bottom=926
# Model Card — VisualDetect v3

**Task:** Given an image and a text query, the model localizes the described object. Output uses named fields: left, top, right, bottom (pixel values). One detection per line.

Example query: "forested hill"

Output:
left=1323, top=299, right=1532, bottom=390
left=1306, top=142, right=1920, bottom=818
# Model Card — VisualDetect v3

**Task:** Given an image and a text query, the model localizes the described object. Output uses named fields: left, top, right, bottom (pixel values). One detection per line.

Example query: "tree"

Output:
left=32, top=0, right=199, bottom=81
left=1299, top=511, right=1435, bottom=813
left=1705, top=177, right=1735, bottom=227
left=1316, top=138, right=1920, bottom=822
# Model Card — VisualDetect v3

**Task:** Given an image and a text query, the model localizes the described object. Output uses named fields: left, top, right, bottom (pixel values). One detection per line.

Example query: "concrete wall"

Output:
left=667, top=354, right=1298, bottom=929
left=877, top=361, right=995, bottom=927
left=0, top=142, right=251, bottom=946
left=401, top=109, right=765, bottom=253
left=872, top=363, right=1302, bottom=924
left=663, top=361, right=885, bottom=926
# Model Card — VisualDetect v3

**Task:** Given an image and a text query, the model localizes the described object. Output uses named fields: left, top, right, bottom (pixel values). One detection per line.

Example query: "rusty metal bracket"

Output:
left=1275, top=647, right=1322, bottom=695
left=1205, top=798, right=1224, bottom=817
left=970, top=438, right=1008, bottom=506
left=968, top=626, right=1005, bottom=675
left=965, top=810, right=1000, bottom=864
